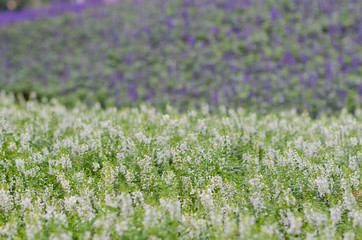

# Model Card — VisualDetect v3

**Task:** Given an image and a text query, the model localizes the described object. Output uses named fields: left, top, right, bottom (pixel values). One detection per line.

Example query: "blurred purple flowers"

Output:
left=0, top=0, right=361, bottom=115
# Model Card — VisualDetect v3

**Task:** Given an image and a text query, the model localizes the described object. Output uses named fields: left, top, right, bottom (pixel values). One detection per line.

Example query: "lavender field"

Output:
left=0, top=0, right=361, bottom=239
left=0, top=0, right=361, bottom=115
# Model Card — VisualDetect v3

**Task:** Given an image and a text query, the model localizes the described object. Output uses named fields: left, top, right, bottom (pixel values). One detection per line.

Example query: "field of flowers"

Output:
left=0, top=92, right=361, bottom=239
left=0, top=0, right=361, bottom=115
left=1, top=0, right=362, bottom=239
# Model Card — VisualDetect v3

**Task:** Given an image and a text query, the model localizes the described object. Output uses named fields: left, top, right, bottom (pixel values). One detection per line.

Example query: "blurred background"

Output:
left=0, top=0, right=89, bottom=11
left=0, top=0, right=361, bottom=117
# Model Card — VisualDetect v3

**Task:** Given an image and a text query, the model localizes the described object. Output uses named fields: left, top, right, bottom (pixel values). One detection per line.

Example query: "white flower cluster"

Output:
left=0, top=93, right=361, bottom=239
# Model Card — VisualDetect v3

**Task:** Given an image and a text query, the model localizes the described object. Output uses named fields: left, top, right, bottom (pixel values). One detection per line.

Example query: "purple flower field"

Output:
left=0, top=0, right=361, bottom=115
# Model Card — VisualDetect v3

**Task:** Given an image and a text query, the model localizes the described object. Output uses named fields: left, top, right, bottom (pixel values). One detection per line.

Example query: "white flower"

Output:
left=285, top=210, right=303, bottom=235
left=315, top=176, right=331, bottom=197
left=351, top=210, right=362, bottom=228
left=239, top=215, right=255, bottom=237
left=21, top=197, right=33, bottom=211
left=0, top=189, right=13, bottom=215
left=160, top=198, right=181, bottom=220
left=330, top=207, right=342, bottom=225
left=93, top=162, right=100, bottom=172
left=343, top=231, right=355, bottom=240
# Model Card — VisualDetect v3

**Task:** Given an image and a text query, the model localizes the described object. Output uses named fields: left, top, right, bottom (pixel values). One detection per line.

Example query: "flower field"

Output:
left=1, top=0, right=362, bottom=239
left=0, top=93, right=361, bottom=239
left=0, top=0, right=361, bottom=115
